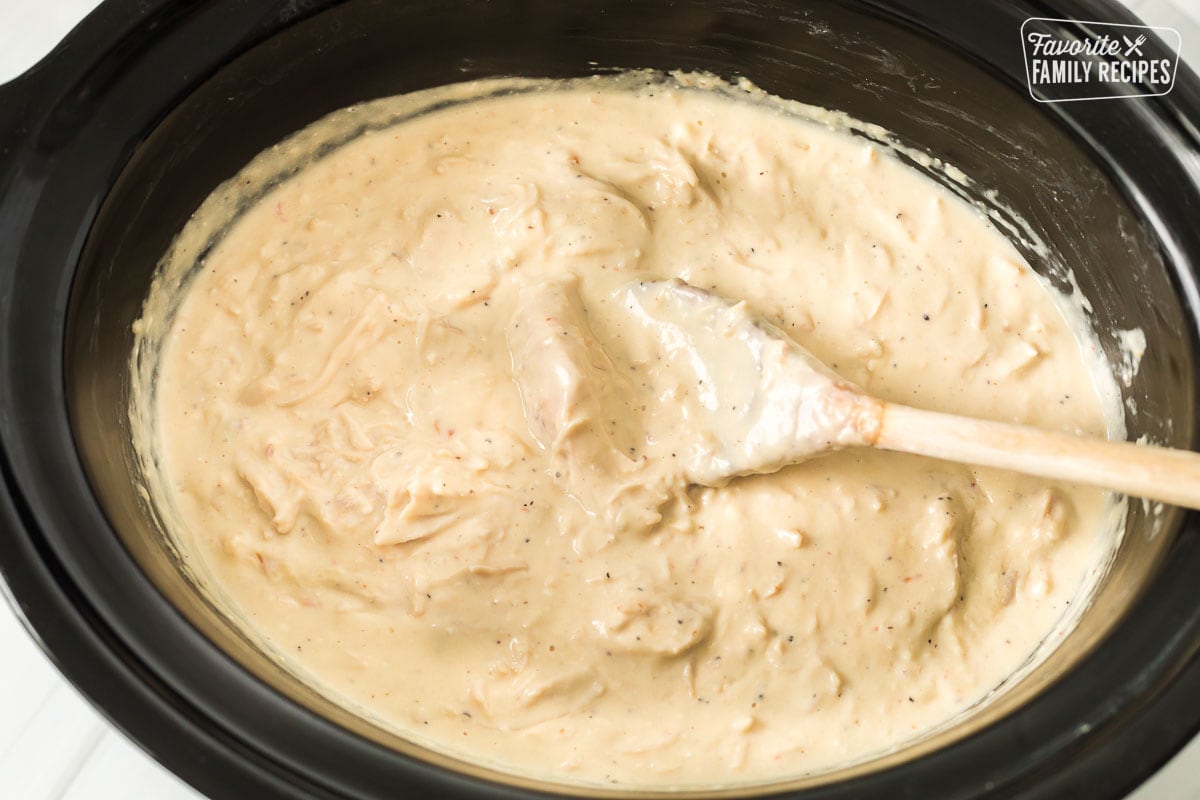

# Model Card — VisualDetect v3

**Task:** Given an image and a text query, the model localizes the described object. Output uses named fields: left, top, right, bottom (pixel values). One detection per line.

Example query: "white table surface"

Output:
left=2, top=1, right=1199, bottom=797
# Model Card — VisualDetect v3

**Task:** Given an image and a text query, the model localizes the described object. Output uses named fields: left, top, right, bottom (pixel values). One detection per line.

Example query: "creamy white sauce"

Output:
left=1116, top=327, right=1148, bottom=388
left=132, top=74, right=1124, bottom=788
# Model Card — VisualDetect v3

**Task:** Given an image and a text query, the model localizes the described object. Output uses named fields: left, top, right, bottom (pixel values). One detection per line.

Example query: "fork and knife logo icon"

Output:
left=1123, top=34, right=1147, bottom=56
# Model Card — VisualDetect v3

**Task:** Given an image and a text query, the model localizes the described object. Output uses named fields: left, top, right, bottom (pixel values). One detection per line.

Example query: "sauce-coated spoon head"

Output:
left=622, top=279, right=883, bottom=486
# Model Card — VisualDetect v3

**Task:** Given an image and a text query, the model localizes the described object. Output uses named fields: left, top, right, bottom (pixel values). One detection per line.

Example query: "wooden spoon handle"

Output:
left=874, top=402, right=1200, bottom=509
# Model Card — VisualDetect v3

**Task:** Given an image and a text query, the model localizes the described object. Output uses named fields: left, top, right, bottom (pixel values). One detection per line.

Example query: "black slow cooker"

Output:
left=1, top=1, right=1199, bottom=798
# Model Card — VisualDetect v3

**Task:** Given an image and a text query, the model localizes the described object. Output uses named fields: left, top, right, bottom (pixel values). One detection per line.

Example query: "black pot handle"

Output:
left=0, top=61, right=45, bottom=156
left=0, top=0, right=182, bottom=158
left=0, top=6, right=92, bottom=157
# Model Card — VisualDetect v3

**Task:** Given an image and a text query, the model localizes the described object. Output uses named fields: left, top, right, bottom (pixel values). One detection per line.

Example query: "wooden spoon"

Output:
left=623, top=278, right=1200, bottom=509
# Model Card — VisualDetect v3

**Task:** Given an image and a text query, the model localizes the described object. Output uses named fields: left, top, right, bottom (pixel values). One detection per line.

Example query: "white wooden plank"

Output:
left=61, top=731, right=204, bottom=800
left=0, top=681, right=106, bottom=798
left=0, top=600, right=61, bottom=758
